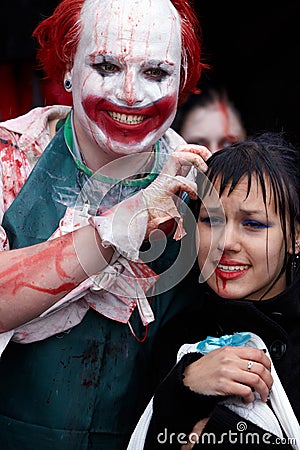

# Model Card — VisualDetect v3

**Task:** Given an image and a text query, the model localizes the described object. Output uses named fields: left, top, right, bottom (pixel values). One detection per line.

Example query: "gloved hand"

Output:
left=89, top=145, right=211, bottom=261
left=142, top=145, right=211, bottom=239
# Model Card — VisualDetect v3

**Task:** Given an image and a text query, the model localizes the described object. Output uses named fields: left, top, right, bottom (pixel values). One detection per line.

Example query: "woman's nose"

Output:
left=223, top=224, right=241, bottom=252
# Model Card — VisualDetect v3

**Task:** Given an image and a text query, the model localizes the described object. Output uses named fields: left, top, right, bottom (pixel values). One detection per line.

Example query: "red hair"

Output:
left=33, top=0, right=205, bottom=104
left=171, top=0, right=206, bottom=102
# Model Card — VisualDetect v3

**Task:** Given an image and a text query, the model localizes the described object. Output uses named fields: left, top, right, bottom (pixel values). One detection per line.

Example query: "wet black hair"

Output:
left=194, top=131, right=300, bottom=285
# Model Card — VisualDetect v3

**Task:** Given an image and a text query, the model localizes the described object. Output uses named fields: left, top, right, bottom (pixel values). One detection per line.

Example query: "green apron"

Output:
left=0, top=125, right=194, bottom=449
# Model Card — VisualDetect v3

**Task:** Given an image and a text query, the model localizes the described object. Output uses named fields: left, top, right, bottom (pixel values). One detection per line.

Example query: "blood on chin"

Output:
left=212, top=271, right=248, bottom=297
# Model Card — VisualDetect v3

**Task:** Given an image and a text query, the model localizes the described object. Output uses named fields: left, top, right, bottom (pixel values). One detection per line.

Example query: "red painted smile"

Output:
left=82, top=95, right=177, bottom=145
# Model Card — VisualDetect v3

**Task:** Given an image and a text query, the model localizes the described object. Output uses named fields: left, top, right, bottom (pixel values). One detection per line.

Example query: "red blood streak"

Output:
left=219, top=101, right=238, bottom=144
left=13, top=280, right=76, bottom=296
left=215, top=271, right=227, bottom=293
left=0, top=236, right=77, bottom=296
left=1, top=147, right=14, bottom=163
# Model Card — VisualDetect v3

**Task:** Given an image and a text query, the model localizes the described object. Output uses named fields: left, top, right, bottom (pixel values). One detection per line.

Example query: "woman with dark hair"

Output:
left=129, top=132, right=300, bottom=449
left=0, top=0, right=209, bottom=448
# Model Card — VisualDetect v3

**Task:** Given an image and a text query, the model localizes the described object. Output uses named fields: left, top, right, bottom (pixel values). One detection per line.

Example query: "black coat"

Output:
left=144, top=268, right=300, bottom=449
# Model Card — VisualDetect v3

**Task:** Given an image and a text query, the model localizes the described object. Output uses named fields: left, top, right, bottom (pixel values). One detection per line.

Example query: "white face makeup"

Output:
left=69, top=0, right=181, bottom=164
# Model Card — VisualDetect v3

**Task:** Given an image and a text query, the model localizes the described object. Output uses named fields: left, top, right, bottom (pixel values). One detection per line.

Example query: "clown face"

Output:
left=69, top=0, right=181, bottom=164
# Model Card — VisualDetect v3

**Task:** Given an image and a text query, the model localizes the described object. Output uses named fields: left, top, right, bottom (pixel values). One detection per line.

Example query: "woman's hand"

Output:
left=183, top=346, right=273, bottom=403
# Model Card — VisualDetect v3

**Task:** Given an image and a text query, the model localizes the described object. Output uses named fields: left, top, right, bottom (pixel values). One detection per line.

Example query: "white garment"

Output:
left=127, top=332, right=300, bottom=450
left=224, top=333, right=300, bottom=448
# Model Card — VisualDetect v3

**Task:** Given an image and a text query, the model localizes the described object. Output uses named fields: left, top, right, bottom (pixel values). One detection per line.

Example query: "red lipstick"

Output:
left=215, top=257, right=250, bottom=281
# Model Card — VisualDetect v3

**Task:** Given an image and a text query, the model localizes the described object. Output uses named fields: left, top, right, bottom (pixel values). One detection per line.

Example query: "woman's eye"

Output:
left=93, top=63, right=120, bottom=75
left=144, top=68, right=167, bottom=80
left=243, top=219, right=269, bottom=229
left=199, top=216, right=225, bottom=226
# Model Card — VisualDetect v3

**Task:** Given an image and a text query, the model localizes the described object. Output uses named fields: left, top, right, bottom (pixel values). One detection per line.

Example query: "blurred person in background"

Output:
left=172, top=82, right=246, bottom=153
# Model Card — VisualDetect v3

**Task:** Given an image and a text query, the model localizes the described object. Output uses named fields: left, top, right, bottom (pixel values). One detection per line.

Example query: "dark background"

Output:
left=193, top=0, right=300, bottom=145
left=1, top=1, right=299, bottom=144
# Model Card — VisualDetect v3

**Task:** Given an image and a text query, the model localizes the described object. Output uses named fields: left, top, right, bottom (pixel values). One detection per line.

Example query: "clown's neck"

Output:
left=81, top=144, right=155, bottom=181
left=72, top=113, right=156, bottom=179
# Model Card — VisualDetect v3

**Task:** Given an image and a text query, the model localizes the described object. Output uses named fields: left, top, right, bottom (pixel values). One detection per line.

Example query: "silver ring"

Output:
left=247, top=360, right=254, bottom=371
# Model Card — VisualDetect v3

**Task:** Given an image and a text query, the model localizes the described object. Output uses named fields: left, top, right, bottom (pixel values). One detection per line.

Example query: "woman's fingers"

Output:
left=238, top=354, right=273, bottom=402
left=231, top=366, right=272, bottom=403
left=234, top=349, right=273, bottom=402
left=240, top=347, right=271, bottom=370
left=183, top=347, right=273, bottom=402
